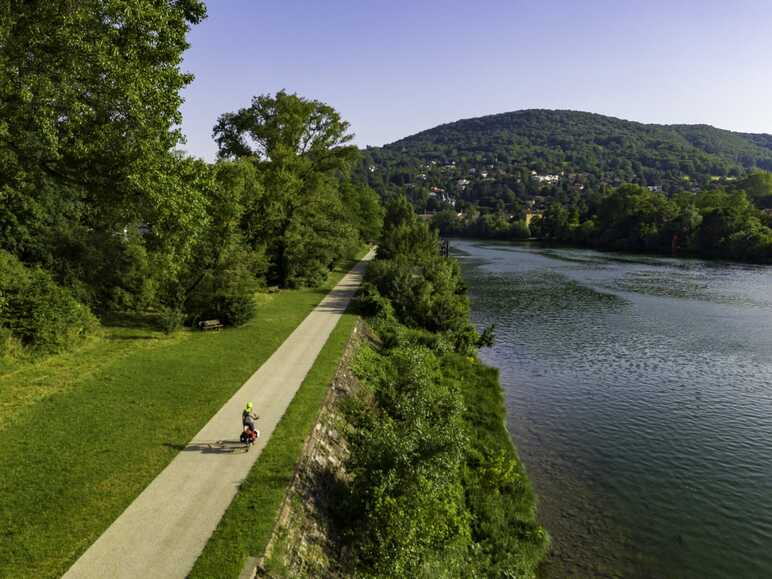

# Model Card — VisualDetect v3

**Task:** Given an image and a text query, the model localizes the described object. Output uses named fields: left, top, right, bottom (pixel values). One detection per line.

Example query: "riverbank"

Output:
left=302, top=195, right=548, bottom=576
left=234, top=198, right=550, bottom=577
left=252, top=318, right=547, bottom=578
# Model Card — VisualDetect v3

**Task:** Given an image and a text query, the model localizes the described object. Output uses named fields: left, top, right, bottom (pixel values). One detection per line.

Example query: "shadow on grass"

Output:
left=104, top=334, right=159, bottom=341
left=164, top=440, right=248, bottom=454
left=99, top=310, right=161, bottom=330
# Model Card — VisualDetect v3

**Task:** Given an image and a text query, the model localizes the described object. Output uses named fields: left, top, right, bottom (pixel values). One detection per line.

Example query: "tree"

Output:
left=540, top=202, right=572, bottom=240
left=178, top=160, right=267, bottom=324
left=0, top=0, right=208, bottom=308
left=377, top=195, right=437, bottom=261
left=341, top=182, right=385, bottom=243
left=213, top=91, right=359, bottom=285
left=214, top=90, right=355, bottom=167
left=735, top=171, right=772, bottom=209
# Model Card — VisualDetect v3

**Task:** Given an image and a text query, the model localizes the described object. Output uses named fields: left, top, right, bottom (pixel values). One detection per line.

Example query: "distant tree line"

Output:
left=433, top=206, right=531, bottom=241
left=431, top=173, right=772, bottom=263
left=0, top=2, right=382, bottom=357
left=531, top=178, right=772, bottom=262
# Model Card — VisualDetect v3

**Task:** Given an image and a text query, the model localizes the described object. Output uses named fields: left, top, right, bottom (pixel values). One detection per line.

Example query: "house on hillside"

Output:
left=532, top=173, right=560, bottom=184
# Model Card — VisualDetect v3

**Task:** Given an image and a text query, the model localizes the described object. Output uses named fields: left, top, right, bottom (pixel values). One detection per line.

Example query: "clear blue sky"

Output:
left=179, top=0, right=772, bottom=160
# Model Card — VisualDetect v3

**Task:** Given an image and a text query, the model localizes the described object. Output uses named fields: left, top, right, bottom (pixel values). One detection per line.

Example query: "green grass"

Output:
left=188, top=310, right=358, bottom=578
left=0, top=258, right=361, bottom=579
left=446, top=354, right=549, bottom=575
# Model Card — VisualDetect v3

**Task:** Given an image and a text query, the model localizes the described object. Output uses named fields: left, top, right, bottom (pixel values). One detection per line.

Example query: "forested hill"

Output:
left=357, top=109, right=772, bottom=210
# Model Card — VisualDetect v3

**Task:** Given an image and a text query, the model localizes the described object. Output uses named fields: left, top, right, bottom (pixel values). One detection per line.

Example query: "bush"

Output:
left=339, top=195, right=548, bottom=576
left=357, top=282, right=395, bottom=320
left=365, top=256, right=477, bottom=352
left=444, top=354, right=550, bottom=577
left=0, top=251, right=98, bottom=353
left=157, top=307, right=185, bottom=334
left=0, top=327, right=23, bottom=361
left=213, top=293, right=256, bottom=327
left=184, top=246, right=264, bottom=327
left=345, top=343, right=470, bottom=576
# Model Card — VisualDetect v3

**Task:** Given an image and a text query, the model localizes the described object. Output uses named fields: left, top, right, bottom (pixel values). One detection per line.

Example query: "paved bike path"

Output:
left=64, top=252, right=373, bottom=579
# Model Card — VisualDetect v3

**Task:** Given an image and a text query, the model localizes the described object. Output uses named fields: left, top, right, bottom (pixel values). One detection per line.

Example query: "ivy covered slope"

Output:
left=336, top=196, right=548, bottom=578
left=358, top=109, right=772, bottom=206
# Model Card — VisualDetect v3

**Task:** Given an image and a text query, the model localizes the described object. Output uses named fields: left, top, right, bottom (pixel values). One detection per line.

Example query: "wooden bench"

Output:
left=198, top=319, right=224, bottom=331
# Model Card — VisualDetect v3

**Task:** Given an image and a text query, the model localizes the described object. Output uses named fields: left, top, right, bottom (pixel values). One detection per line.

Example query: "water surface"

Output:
left=453, top=240, right=772, bottom=578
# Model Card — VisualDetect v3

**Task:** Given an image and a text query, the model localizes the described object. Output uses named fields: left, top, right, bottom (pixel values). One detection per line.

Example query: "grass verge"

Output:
left=0, top=257, right=361, bottom=579
left=188, top=311, right=358, bottom=578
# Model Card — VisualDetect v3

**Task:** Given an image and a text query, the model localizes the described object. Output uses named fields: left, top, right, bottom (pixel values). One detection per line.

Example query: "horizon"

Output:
left=368, top=107, right=772, bottom=146
left=179, top=0, right=772, bottom=160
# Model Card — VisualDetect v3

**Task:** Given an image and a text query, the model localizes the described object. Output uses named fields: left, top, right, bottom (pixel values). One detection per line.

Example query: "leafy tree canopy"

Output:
left=357, top=109, right=772, bottom=213
left=213, top=91, right=369, bottom=286
left=214, top=89, right=356, bottom=171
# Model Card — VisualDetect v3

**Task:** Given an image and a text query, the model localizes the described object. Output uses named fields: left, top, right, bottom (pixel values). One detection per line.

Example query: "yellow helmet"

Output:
left=245, top=402, right=253, bottom=412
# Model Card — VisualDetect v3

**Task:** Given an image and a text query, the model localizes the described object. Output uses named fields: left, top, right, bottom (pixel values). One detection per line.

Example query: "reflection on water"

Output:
left=454, top=240, right=772, bottom=578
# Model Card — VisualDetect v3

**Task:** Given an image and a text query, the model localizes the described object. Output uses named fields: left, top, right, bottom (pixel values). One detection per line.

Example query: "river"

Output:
left=452, top=240, right=772, bottom=578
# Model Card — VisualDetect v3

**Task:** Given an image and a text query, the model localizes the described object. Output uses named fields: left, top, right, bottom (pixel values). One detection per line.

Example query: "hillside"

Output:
left=357, top=110, right=772, bottom=210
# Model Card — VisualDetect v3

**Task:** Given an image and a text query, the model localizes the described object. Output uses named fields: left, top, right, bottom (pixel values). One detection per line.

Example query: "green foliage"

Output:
left=341, top=321, right=548, bottom=578
left=366, top=196, right=479, bottom=352
left=175, top=160, right=267, bottom=325
left=2, top=0, right=381, bottom=342
left=0, top=0, right=208, bottom=303
left=376, top=194, right=438, bottom=260
left=365, top=257, right=472, bottom=339
left=445, top=354, right=549, bottom=577
left=214, top=90, right=356, bottom=166
left=0, top=251, right=97, bottom=353
left=529, top=184, right=772, bottom=262
left=734, top=171, right=772, bottom=209
left=181, top=244, right=262, bottom=327
left=339, top=196, right=547, bottom=577
left=157, top=307, right=185, bottom=335
left=342, top=182, right=386, bottom=243
left=436, top=177, right=771, bottom=263
left=432, top=208, right=531, bottom=240
left=213, top=91, right=368, bottom=287
left=358, top=110, right=772, bottom=215
left=345, top=344, right=470, bottom=576
left=282, top=177, right=359, bottom=287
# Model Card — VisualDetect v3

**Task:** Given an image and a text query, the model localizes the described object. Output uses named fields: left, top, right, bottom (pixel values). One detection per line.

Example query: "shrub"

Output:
left=0, top=327, right=23, bottom=361
left=184, top=246, right=264, bottom=327
left=158, top=307, right=185, bottom=334
left=345, top=343, right=470, bottom=576
left=365, top=256, right=477, bottom=352
left=356, top=282, right=395, bottom=320
left=0, top=250, right=98, bottom=353
left=213, top=293, right=256, bottom=327
left=338, top=193, right=548, bottom=576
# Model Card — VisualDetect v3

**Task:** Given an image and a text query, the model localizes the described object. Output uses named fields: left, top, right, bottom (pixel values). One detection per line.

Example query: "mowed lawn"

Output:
left=0, top=261, right=358, bottom=579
